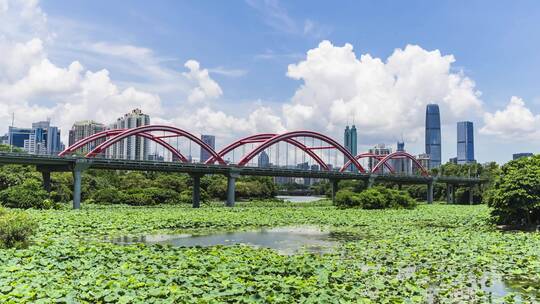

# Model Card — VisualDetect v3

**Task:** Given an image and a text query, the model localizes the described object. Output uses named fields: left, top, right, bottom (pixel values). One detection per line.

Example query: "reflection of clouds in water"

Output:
left=112, top=226, right=340, bottom=255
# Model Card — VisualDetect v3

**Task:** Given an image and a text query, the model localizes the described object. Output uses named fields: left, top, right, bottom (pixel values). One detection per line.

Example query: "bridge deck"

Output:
left=0, top=153, right=483, bottom=185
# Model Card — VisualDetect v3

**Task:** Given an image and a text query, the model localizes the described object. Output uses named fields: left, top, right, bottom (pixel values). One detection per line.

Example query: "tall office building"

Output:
left=393, top=141, right=411, bottom=174
left=513, top=153, right=533, bottom=160
left=457, top=121, right=475, bottom=164
left=343, top=125, right=358, bottom=171
left=369, top=144, right=391, bottom=173
left=69, top=120, right=106, bottom=154
left=200, top=135, right=216, bottom=163
left=425, top=104, right=441, bottom=168
left=257, top=150, right=270, bottom=167
left=8, top=127, right=33, bottom=149
left=109, top=109, right=150, bottom=160
left=46, top=126, right=62, bottom=154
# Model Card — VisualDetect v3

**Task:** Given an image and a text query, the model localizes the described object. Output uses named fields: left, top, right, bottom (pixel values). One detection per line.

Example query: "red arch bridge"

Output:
left=0, top=124, right=484, bottom=209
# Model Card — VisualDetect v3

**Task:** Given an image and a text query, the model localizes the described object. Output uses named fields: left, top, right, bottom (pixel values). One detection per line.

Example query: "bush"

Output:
left=92, top=187, right=124, bottom=204
left=485, top=155, right=540, bottom=225
left=335, top=187, right=416, bottom=209
left=356, top=188, right=388, bottom=209
left=335, top=189, right=361, bottom=208
left=0, top=180, right=54, bottom=209
left=139, top=187, right=181, bottom=204
left=123, top=192, right=156, bottom=206
left=0, top=207, right=36, bottom=248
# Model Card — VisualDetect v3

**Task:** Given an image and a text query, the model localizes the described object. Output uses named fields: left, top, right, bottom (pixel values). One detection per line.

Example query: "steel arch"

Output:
left=340, top=152, right=395, bottom=173
left=371, top=151, right=429, bottom=176
left=85, top=125, right=225, bottom=164
left=236, top=131, right=366, bottom=172
left=59, top=129, right=189, bottom=162
left=206, top=133, right=330, bottom=170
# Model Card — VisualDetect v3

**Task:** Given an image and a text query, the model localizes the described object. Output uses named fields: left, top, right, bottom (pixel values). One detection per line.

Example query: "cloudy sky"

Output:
left=1, top=0, right=539, bottom=163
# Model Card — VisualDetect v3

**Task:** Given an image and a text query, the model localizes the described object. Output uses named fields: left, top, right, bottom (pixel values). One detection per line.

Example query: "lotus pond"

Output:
left=1, top=201, right=540, bottom=303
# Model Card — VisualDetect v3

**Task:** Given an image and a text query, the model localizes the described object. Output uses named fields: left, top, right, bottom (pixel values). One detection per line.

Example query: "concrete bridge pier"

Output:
left=427, top=181, right=434, bottom=204
left=226, top=170, right=241, bottom=207
left=41, top=170, right=51, bottom=193
left=331, top=179, right=339, bottom=203
left=468, top=186, right=474, bottom=205
left=446, top=184, right=455, bottom=204
left=367, top=176, right=376, bottom=188
left=72, top=159, right=92, bottom=210
left=190, top=173, right=203, bottom=208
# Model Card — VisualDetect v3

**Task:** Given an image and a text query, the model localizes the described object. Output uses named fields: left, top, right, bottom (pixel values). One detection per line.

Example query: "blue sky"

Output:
left=1, top=0, right=539, bottom=163
left=42, top=0, right=540, bottom=109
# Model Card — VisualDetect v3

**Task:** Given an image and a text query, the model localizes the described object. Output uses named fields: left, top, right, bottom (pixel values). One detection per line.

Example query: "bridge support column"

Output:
left=427, top=181, right=434, bottom=204
left=72, top=159, right=92, bottom=210
left=226, top=170, right=241, bottom=207
left=331, top=179, right=338, bottom=203
left=468, top=186, right=474, bottom=205
left=41, top=170, right=51, bottom=193
left=73, top=170, right=82, bottom=210
left=190, top=174, right=203, bottom=208
left=446, top=184, right=454, bottom=204
left=367, top=176, right=375, bottom=189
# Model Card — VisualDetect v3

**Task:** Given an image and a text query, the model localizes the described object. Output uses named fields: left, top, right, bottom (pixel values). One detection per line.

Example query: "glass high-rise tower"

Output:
left=425, top=104, right=441, bottom=169
left=343, top=125, right=357, bottom=171
left=457, top=121, right=474, bottom=164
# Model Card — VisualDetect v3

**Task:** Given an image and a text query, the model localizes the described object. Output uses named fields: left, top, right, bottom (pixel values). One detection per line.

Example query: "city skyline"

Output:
left=0, top=1, right=539, bottom=164
left=1, top=108, right=529, bottom=165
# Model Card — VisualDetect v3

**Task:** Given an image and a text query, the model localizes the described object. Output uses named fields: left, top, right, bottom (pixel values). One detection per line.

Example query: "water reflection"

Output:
left=276, top=196, right=325, bottom=203
left=112, top=226, right=360, bottom=255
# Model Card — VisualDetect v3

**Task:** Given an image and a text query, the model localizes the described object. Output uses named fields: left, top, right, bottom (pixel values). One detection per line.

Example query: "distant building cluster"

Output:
left=3, top=120, right=64, bottom=155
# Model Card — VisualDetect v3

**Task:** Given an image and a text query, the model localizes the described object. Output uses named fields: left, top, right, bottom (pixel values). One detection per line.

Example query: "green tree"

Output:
left=485, top=155, right=540, bottom=225
left=0, top=179, right=53, bottom=209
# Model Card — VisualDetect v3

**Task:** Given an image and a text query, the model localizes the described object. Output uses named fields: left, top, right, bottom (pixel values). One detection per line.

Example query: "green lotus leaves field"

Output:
left=1, top=202, right=539, bottom=303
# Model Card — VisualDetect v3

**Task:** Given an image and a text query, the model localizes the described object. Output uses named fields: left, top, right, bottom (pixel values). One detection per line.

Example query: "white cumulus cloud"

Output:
left=481, top=96, right=540, bottom=139
left=282, top=40, right=483, bottom=143
left=183, top=60, right=223, bottom=103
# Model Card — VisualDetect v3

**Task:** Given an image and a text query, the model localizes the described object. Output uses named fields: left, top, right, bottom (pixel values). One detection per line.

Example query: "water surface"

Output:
left=276, top=195, right=325, bottom=203
left=112, top=226, right=358, bottom=255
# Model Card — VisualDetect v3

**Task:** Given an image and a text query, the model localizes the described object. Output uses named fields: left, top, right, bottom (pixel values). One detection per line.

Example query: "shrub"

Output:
left=334, top=187, right=416, bottom=209
left=142, top=187, right=181, bottom=204
left=356, top=188, right=388, bottom=209
left=335, top=189, right=361, bottom=208
left=485, top=155, right=540, bottom=225
left=0, top=180, right=53, bottom=209
left=0, top=207, right=36, bottom=249
left=92, top=187, right=124, bottom=204
left=123, top=192, right=156, bottom=206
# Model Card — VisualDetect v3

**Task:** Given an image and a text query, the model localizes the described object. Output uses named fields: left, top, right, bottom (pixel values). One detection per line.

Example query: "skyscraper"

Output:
left=369, top=144, right=391, bottom=173
left=108, top=109, right=150, bottom=160
left=425, top=104, right=441, bottom=169
left=343, top=125, right=358, bottom=171
left=393, top=141, right=411, bottom=174
left=200, top=135, right=216, bottom=163
left=257, top=150, right=270, bottom=167
left=457, top=121, right=475, bottom=164
left=69, top=120, right=106, bottom=154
